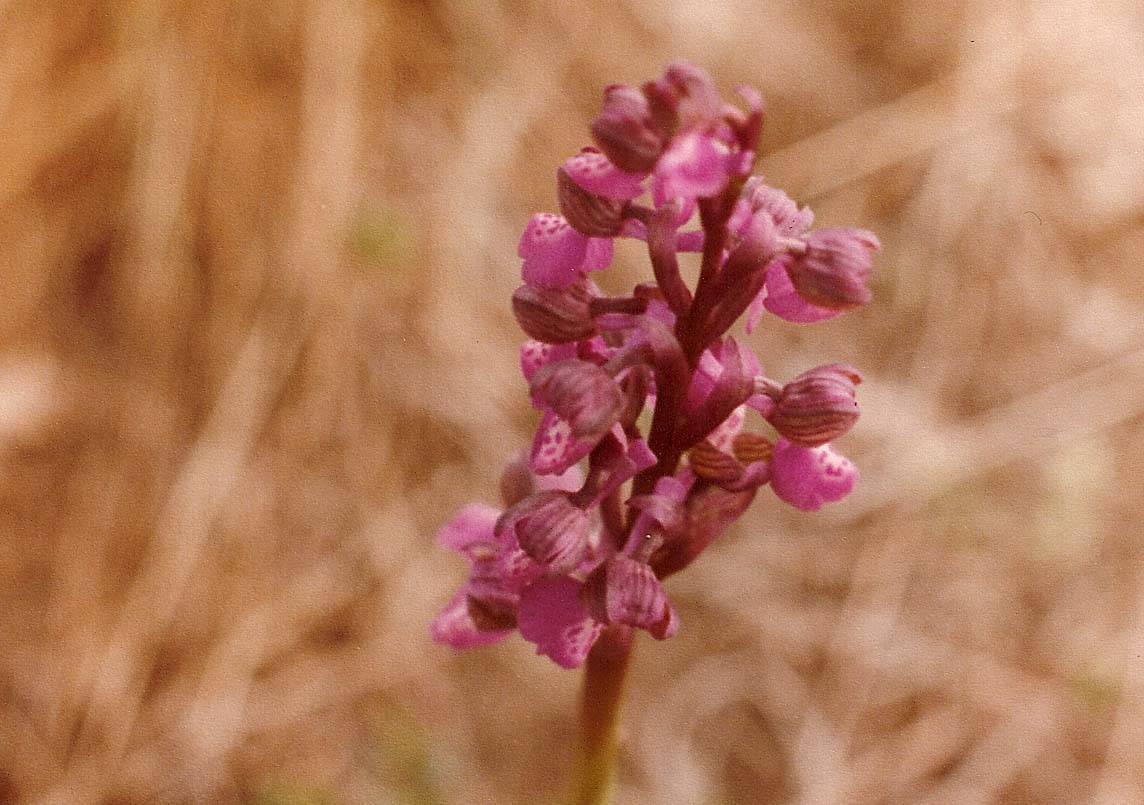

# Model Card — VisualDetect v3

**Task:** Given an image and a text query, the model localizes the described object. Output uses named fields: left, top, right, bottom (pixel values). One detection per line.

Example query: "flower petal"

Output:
left=530, top=409, right=597, bottom=475
left=436, top=503, right=504, bottom=560
left=519, top=213, right=612, bottom=289
left=563, top=149, right=646, bottom=200
left=431, top=590, right=513, bottom=650
left=582, top=237, right=614, bottom=273
left=520, top=340, right=577, bottom=384
left=769, top=438, right=858, bottom=511
left=653, top=131, right=731, bottom=201
left=517, top=577, right=604, bottom=669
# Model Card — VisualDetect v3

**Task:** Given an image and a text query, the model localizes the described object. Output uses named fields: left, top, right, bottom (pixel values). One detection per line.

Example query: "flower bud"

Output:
left=557, top=166, right=626, bottom=237
left=591, top=83, right=664, bottom=173
left=582, top=555, right=677, bottom=639
left=500, top=490, right=590, bottom=574
left=767, top=364, right=861, bottom=447
left=785, top=228, right=879, bottom=311
left=644, top=61, right=722, bottom=134
left=530, top=359, right=625, bottom=441
left=512, top=280, right=596, bottom=344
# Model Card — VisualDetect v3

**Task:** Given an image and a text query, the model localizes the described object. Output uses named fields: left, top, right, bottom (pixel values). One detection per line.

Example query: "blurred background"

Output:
left=2, top=1, right=1143, bottom=802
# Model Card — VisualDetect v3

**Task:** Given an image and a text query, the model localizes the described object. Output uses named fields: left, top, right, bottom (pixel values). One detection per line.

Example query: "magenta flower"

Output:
left=582, top=61, right=761, bottom=213
left=785, top=228, right=880, bottom=311
left=583, top=555, right=678, bottom=639
left=734, top=178, right=879, bottom=326
left=430, top=503, right=531, bottom=650
left=435, top=62, right=877, bottom=688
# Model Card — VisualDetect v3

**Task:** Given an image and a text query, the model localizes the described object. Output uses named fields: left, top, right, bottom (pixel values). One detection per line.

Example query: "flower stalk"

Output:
left=570, top=625, right=633, bottom=805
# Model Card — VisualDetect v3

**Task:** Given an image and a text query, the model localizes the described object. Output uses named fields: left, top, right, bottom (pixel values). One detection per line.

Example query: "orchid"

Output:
left=431, top=61, right=878, bottom=803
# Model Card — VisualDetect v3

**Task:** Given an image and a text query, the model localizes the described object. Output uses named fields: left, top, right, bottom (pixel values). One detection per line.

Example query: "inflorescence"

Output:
left=432, top=62, right=879, bottom=668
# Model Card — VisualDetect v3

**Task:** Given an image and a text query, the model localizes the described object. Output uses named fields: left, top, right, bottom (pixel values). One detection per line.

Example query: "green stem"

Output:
left=569, top=625, right=634, bottom=805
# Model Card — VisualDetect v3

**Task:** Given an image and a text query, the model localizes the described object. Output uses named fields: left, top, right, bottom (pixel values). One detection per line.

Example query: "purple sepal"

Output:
left=583, top=556, right=678, bottom=639
left=530, top=359, right=626, bottom=441
left=768, top=364, right=861, bottom=447
left=591, top=83, right=664, bottom=174
left=499, top=490, right=591, bottom=574
left=785, top=228, right=880, bottom=311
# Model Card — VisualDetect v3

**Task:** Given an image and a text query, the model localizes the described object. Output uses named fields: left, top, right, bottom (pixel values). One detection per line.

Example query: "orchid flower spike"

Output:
left=433, top=61, right=878, bottom=669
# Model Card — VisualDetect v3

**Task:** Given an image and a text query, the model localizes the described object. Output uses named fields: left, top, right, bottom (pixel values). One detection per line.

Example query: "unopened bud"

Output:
left=591, top=83, right=664, bottom=173
left=557, top=166, right=625, bottom=237
left=512, top=280, right=596, bottom=344
left=785, top=228, right=879, bottom=311
left=582, top=555, right=677, bottom=639
left=767, top=364, right=861, bottom=447
left=644, top=61, right=722, bottom=133
left=530, top=359, right=625, bottom=441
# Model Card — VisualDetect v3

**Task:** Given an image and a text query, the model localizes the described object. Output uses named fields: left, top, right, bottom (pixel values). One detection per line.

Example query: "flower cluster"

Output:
left=433, top=62, right=878, bottom=668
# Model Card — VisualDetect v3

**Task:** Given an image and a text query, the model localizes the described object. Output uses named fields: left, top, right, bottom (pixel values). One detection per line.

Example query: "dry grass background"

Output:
left=1, top=1, right=1143, bottom=802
